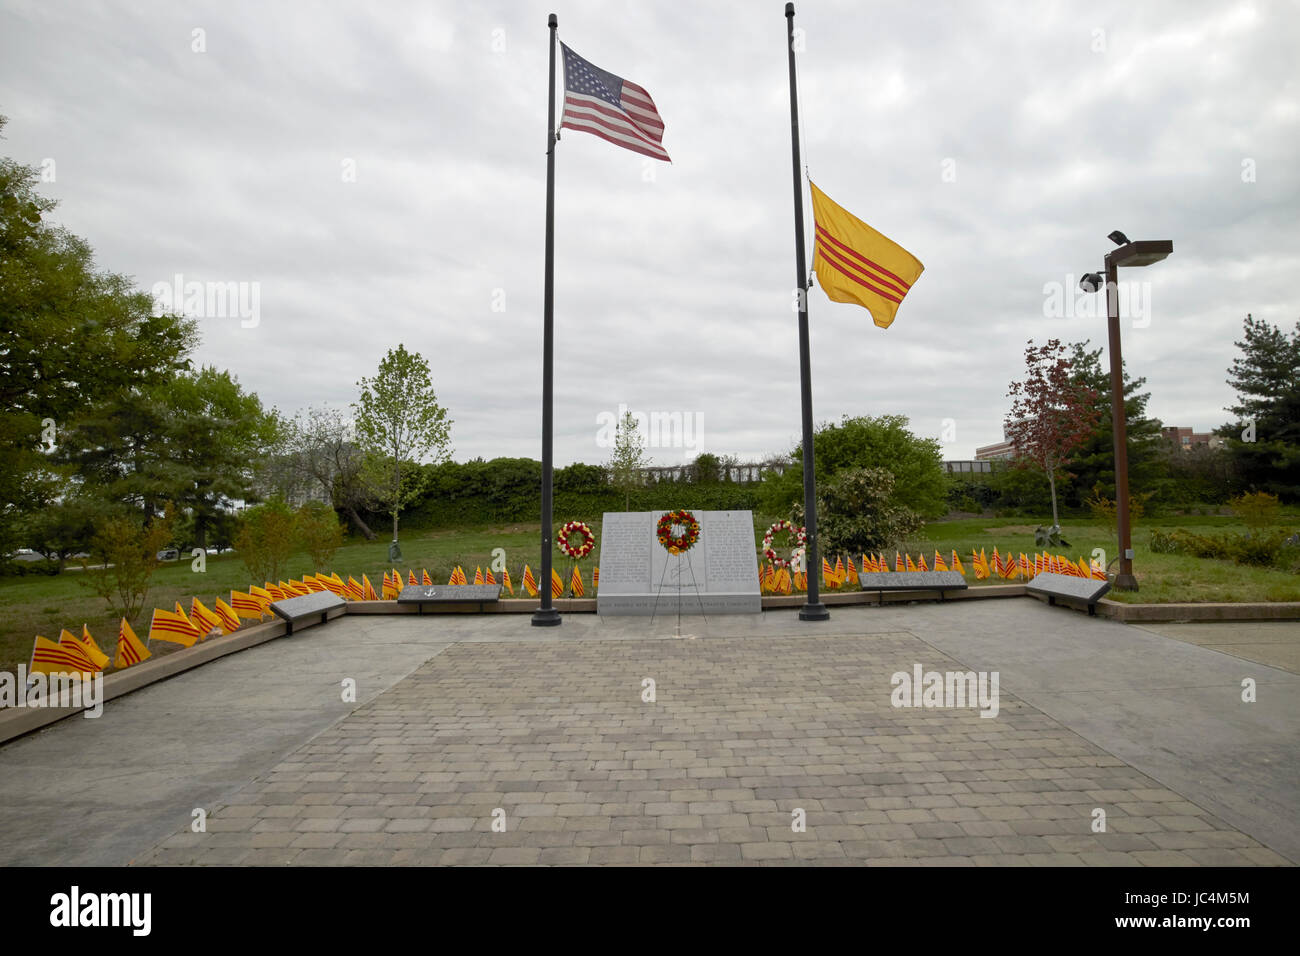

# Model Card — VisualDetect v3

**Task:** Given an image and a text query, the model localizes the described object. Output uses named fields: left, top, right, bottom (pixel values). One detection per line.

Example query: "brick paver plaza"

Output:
left=2, top=602, right=1295, bottom=866
left=111, top=606, right=1293, bottom=867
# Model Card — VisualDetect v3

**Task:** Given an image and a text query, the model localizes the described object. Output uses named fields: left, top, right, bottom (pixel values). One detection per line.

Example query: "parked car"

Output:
left=157, top=548, right=180, bottom=561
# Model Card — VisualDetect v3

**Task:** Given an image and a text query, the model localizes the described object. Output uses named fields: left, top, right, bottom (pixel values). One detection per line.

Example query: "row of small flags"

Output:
left=759, top=548, right=1105, bottom=593
left=389, top=565, right=600, bottom=599
left=27, top=564, right=613, bottom=678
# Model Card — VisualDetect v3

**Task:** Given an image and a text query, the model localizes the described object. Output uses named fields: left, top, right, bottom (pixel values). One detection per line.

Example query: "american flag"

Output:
left=559, top=42, right=670, bottom=162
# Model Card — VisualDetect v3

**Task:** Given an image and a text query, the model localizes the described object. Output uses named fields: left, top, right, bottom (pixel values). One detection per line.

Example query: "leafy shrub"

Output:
left=296, top=501, right=344, bottom=571
left=791, top=466, right=922, bottom=556
left=1231, top=491, right=1281, bottom=531
left=236, top=498, right=296, bottom=583
left=83, top=506, right=176, bottom=620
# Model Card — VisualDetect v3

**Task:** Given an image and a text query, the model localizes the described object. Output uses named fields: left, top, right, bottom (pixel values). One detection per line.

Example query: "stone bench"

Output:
left=269, top=591, right=347, bottom=634
left=856, top=571, right=969, bottom=601
left=397, top=583, right=503, bottom=613
left=1026, top=572, right=1111, bottom=616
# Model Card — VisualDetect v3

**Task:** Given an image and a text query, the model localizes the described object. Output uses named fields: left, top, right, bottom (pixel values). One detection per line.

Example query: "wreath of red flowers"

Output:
left=656, top=510, right=700, bottom=555
left=762, top=519, right=807, bottom=569
left=557, top=521, right=596, bottom=559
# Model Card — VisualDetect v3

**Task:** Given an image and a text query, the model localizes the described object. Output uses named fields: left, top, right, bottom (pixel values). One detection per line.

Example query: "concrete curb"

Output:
left=1096, top=599, right=1300, bottom=622
left=0, top=607, right=342, bottom=746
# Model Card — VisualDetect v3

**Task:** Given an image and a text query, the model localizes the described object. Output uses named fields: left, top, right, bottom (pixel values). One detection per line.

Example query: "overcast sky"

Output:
left=2, top=0, right=1296, bottom=467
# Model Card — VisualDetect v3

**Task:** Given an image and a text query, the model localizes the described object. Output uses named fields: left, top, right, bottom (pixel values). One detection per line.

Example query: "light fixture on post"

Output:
left=1079, top=233, right=1173, bottom=591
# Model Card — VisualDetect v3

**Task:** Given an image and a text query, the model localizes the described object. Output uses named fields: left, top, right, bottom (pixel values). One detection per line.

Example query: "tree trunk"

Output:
left=345, top=505, right=376, bottom=540
left=392, top=456, right=401, bottom=543
left=1048, top=470, right=1059, bottom=528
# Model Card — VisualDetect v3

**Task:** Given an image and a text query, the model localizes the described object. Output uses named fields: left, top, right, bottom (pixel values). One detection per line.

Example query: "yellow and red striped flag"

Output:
left=474, top=566, right=485, bottom=586
left=190, top=598, right=221, bottom=638
left=408, top=570, right=418, bottom=586
left=821, top=556, right=834, bottom=587
left=381, top=571, right=399, bottom=600
left=1019, top=553, right=1032, bottom=579
left=972, top=549, right=989, bottom=580
left=115, top=618, right=151, bottom=668
left=57, top=630, right=102, bottom=672
left=951, top=551, right=964, bottom=576
left=280, top=580, right=303, bottom=597
left=846, top=555, right=857, bottom=579
left=502, top=566, right=514, bottom=595
left=453, top=566, right=468, bottom=586
left=551, top=568, right=564, bottom=599
left=31, top=635, right=97, bottom=678
left=263, top=582, right=285, bottom=601
left=422, top=569, right=433, bottom=586
left=213, top=598, right=241, bottom=635
left=933, top=551, right=948, bottom=572
left=362, top=574, right=378, bottom=601
left=833, top=555, right=846, bottom=585
left=484, top=568, right=497, bottom=586
left=149, top=608, right=200, bottom=647
left=76, top=624, right=111, bottom=670
left=570, top=567, right=584, bottom=597
left=794, top=570, right=807, bottom=591
left=522, top=565, right=538, bottom=597
left=809, top=180, right=925, bottom=329
left=248, top=584, right=273, bottom=610
left=593, top=567, right=599, bottom=589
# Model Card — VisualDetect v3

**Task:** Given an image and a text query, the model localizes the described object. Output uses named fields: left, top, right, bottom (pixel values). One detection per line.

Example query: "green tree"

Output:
left=1216, top=314, right=1300, bottom=501
left=296, top=501, right=345, bottom=570
left=793, top=467, right=922, bottom=556
left=759, top=415, right=947, bottom=519
left=53, top=367, right=280, bottom=545
left=353, top=344, right=453, bottom=544
left=235, top=499, right=297, bottom=584
left=690, top=452, right=722, bottom=484
left=607, top=409, right=652, bottom=511
left=1062, top=340, right=1166, bottom=509
left=83, top=505, right=176, bottom=620
left=163, top=366, right=282, bottom=548
left=1, top=116, right=197, bottom=546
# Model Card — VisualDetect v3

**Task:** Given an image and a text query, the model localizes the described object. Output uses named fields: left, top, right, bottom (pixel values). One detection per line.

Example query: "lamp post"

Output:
left=1080, top=235, right=1172, bottom=591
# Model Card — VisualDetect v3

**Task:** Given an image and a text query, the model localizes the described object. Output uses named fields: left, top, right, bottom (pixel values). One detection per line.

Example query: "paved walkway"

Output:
left=0, top=602, right=1295, bottom=866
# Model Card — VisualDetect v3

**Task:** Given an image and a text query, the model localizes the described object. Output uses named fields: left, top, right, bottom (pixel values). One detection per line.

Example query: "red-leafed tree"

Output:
left=1004, top=339, right=1102, bottom=529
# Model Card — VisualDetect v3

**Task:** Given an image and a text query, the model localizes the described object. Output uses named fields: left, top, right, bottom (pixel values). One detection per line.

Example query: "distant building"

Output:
left=1161, top=426, right=1224, bottom=451
left=975, top=423, right=1023, bottom=462
left=943, top=460, right=995, bottom=474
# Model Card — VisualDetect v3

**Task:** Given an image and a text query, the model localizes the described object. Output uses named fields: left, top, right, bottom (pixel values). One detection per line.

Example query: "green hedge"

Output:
left=363, top=458, right=763, bottom=531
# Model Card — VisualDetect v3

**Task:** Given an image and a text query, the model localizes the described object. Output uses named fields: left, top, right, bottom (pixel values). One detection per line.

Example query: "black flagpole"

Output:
left=533, top=12, right=561, bottom=627
left=786, top=3, right=828, bottom=621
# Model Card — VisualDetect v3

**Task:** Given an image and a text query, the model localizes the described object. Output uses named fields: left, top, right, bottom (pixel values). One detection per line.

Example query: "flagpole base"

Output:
left=531, top=607, right=562, bottom=627
left=799, top=602, right=830, bottom=622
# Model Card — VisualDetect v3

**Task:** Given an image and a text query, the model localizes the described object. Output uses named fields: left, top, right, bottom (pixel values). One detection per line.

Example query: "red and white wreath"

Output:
left=557, top=521, right=596, bottom=559
left=762, top=519, right=807, bottom=569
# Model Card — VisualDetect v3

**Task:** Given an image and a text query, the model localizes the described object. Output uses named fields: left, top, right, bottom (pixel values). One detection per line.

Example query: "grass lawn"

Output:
left=2, top=512, right=1296, bottom=675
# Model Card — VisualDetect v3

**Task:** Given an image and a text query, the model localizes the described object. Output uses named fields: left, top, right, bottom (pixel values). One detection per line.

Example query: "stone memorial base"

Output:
left=596, top=510, right=761, bottom=616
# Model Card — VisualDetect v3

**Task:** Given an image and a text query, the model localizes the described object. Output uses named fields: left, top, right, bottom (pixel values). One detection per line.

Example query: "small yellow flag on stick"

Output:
left=809, top=180, right=924, bottom=329
left=31, top=635, right=97, bottom=678
left=76, top=625, right=111, bottom=670
left=115, top=618, right=151, bottom=668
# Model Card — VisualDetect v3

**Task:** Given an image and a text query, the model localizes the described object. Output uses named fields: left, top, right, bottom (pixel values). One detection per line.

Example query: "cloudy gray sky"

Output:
left=2, top=0, right=1296, bottom=468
